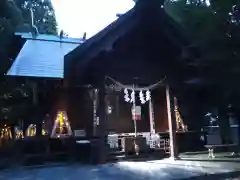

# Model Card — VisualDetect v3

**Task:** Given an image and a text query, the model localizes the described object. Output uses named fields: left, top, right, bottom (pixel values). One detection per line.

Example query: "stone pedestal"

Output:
left=205, top=126, right=222, bottom=145
left=231, top=125, right=239, bottom=144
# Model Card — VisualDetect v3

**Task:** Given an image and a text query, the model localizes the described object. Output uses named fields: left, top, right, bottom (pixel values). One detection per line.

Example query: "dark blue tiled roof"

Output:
left=7, top=33, right=81, bottom=78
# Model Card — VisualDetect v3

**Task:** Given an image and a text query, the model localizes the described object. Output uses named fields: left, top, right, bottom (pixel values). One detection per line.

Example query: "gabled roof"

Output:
left=7, top=33, right=82, bottom=78
left=65, top=7, right=136, bottom=65
left=64, top=0, right=194, bottom=79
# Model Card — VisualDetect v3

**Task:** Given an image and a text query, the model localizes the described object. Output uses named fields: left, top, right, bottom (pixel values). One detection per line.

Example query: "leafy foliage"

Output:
left=165, top=0, right=240, bottom=141
left=165, top=0, right=240, bottom=94
left=0, top=0, right=58, bottom=125
left=0, top=0, right=58, bottom=78
left=0, top=0, right=23, bottom=82
left=14, top=0, right=58, bottom=35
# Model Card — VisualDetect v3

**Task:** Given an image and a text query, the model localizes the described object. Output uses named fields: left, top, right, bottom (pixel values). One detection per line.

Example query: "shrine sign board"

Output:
left=74, top=129, right=86, bottom=137
left=132, top=106, right=141, bottom=120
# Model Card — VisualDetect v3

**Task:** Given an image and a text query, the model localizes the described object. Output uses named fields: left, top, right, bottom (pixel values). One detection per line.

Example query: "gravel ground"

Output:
left=0, top=158, right=239, bottom=180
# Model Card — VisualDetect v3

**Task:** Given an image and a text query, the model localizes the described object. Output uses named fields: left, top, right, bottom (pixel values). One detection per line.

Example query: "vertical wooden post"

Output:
left=32, top=82, right=42, bottom=137
left=32, top=82, right=38, bottom=106
left=165, top=83, right=178, bottom=159
left=96, top=81, right=107, bottom=163
left=132, top=86, right=137, bottom=137
left=92, top=89, right=98, bottom=137
left=116, top=95, right=120, bottom=116
left=149, top=99, right=155, bottom=134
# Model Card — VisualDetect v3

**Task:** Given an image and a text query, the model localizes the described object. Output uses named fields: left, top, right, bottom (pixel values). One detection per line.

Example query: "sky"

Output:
left=51, top=0, right=135, bottom=39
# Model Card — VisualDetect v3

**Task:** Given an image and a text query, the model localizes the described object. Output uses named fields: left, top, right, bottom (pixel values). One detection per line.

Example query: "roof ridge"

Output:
left=15, top=32, right=84, bottom=44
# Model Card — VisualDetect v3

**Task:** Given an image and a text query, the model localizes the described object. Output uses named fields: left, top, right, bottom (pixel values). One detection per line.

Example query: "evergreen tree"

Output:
left=0, top=0, right=23, bottom=79
left=164, top=0, right=240, bottom=86
left=14, top=0, right=58, bottom=35
left=0, top=0, right=58, bottom=126
left=165, top=0, right=240, bottom=143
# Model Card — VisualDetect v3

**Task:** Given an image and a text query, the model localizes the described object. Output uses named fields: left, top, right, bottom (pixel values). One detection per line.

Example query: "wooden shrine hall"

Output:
left=64, top=0, right=202, bottom=161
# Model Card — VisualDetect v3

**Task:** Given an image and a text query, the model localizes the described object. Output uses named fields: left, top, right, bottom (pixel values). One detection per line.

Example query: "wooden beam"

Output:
left=165, top=83, right=178, bottom=159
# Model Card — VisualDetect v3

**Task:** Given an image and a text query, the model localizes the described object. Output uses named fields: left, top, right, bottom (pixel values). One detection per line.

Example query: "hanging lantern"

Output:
left=107, top=105, right=113, bottom=114
left=139, top=91, right=146, bottom=104
left=146, top=90, right=151, bottom=101
left=26, top=124, right=36, bottom=137
left=130, top=90, right=135, bottom=103
left=124, top=89, right=130, bottom=102
left=15, top=127, right=24, bottom=139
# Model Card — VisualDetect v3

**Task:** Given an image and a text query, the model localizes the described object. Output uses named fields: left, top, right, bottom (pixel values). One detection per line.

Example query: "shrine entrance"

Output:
left=87, top=76, right=188, bottom=156
left=104, top=76, right=164, bottom=137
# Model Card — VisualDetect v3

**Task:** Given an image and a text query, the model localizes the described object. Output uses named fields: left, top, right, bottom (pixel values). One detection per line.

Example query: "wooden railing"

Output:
left=107, top=133, right=170, bottom=153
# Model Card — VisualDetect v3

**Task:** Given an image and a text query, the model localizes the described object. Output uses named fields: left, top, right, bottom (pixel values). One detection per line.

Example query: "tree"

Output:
left=165, top=0, right=240, bottom=84
left=0, top=0, right=58, bottom=79
left=14, top=0, right=58, bottom=35
left=165, top=0, right=240, bottom=143
left=0, top=0, right=23, bottom=80
left=0, top=0, right=58, bottom=127
left=164, top=0, right=240, bottom=99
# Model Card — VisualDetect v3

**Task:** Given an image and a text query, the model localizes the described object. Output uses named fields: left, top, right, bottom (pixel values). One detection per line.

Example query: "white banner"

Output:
left=132, top=106, right=141, bottom=120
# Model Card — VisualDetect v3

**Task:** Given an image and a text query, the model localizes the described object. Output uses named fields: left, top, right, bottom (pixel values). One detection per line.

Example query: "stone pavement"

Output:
left=0, top=158, right=240, bottom=180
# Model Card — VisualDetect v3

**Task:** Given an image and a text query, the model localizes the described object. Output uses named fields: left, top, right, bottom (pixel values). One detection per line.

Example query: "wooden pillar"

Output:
left=149, top=99, right=155, bottom=134
left=165, top=83, right=178, bottom=159
left=32, top=82, right=42, bottom=137
left=10, top=126, right=15, bottom=140
left=95, top=80, right=107, bottom=163
left=92, top=89, right=98, bottom=137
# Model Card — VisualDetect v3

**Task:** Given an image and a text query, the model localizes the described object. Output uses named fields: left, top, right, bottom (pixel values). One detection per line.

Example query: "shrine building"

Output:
left=6, top=0, right=205, bottom=161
